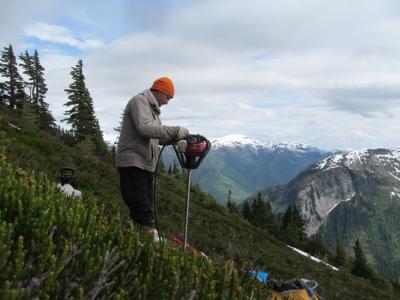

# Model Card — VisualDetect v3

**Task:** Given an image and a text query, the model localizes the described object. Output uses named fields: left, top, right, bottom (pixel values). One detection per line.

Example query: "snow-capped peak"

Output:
left=211, top=134, right=316, bottom=152
left=211, top=135, right=267, bottom=149
left=315, top=148, right=400, bottom=171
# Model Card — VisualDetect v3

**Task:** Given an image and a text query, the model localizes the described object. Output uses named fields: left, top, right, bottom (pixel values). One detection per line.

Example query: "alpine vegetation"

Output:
left=0, top=148, right=267, bottom=298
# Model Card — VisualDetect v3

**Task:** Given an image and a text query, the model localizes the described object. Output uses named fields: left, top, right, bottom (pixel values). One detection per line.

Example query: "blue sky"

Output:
left=1, top=0, right=400, bottom=150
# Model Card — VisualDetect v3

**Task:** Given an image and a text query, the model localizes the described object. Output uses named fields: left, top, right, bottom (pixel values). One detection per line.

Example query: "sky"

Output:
left=1, top=0, right=400, bottom=150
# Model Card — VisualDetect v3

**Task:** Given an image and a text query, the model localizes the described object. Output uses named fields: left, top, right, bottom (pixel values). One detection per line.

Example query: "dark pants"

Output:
left=118, top=166, right=155, bottom=227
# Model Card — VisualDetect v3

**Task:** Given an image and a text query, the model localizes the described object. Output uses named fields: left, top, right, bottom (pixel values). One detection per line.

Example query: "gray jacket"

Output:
left=116, top=89, right=187, bottom=171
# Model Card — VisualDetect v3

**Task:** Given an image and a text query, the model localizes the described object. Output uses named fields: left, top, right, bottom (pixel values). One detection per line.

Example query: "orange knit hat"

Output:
left=151, top=77, right=174, bottom=98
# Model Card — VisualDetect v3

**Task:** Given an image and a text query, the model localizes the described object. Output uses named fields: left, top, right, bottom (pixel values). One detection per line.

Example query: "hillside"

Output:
left=0, top=141, right=266, bottom=298
left=257, top=148, right=400, bottom=279
left=163, top=135, right=333, bottom=203
left=0, top=106, right=398, bottom=298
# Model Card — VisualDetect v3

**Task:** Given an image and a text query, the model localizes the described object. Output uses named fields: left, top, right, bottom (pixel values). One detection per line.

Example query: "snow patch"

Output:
left=328, top=193, right=355, bottom=214
left=393, top=167, right=400, bottom=175
left=315, top=154, right=345, bottom=171
left=345, top=149, right=369, bottom=167
left=287, top=245, right=339, bottom=271
left=376, top=148, right=400, bottom=161
left=388, top=171, right=400, bottom=182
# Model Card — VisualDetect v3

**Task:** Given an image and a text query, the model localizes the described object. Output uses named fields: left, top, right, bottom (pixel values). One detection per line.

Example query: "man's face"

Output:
left=156, top=92, right=172, bottom=107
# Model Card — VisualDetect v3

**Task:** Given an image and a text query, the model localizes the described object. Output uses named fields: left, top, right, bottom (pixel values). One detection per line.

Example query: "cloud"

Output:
left=76, top=9, right=400, bottom=149
left=24, top=22, right=105, bottom=50
left=4, top=0, right=400, bottom=150
left=321, top=85, right=400, bottom=116
left=39, top=51, right=80, bottom=122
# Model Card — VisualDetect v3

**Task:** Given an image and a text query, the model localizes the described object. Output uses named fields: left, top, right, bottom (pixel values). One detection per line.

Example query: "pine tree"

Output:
left=19, top=50, right=55, bottom=129
left=63, top=60, right=107, bottom=154
left=226, top=190, right=239, bottom=214
left=291, top=205, right=307, bottom=245
left=226, top=199, right=234, bottom=213
left=306, top=232, right=329, bottom=259
left=114, top=112, right=124, bottom=133
left=77, top=135, right=96, bottom=156
left=264, top=201, right=279, bottom=236
left=19, top=50, right=35, bottom=99
left=0, top=45, right=26, bottom=110
left=242, top=200, right=252, bottom=221
left=33, top=50, right=54, bottom=128
left=280, top=205, right=307, bottom=247
left=21, top=101, right=39, bottom=131
left=334, top=235, right=346, bottom=267
left=280, top=205, right=293, bottom=240
left=351, top=238, right=374, bottom=279
left=251, top=193, right=267, bottom=229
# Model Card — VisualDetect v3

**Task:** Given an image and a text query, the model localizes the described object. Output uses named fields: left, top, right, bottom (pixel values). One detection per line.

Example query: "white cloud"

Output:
left=24, top=22, right=105, bottom=50
left=38, top=51, right=79, bottom=122
left=4, top=0, right=400, bottom=150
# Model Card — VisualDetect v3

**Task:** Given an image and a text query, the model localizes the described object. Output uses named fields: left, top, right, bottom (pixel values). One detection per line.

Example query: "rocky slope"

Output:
left=257, top=148, right=400, bottom=277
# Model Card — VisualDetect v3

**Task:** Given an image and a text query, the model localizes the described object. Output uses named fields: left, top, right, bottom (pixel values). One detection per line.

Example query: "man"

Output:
left=116, top=77, right=189, bottom=240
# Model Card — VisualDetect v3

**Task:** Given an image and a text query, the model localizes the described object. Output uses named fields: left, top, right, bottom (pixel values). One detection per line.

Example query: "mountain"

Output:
left=1, top=104, right=398, bottom=298
left=257, top=148, right=400, bottom=278
left=163, top=134, right=335, bottom=203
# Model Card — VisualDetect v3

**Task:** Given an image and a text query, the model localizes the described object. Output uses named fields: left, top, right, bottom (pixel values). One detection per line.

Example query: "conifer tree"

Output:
left=351, top=238, right=374, bottom=279
left=114, top=112, right=124, bottom=133
left=21, top=101, right=39, bottom=132
left=19, top=50, right=55, bottom=129
left=264, top=201, right=279, bottom=235
left=334, top=235, right=346, bottom=267
left=227, top=190, right=239, bottom=214
left=291, top=205, right=307, bottom=244
left=280, top=205, right=293, bottom=238
left=251, top=193, right=267, bottom=229
left=0, top=45, right=26, bottom=110
left=305, top=232, right=329, bottom=259
left=63, top=60, right=107, bottom=154
left=242, top=200, right=252, bottom=221
left=19, top=50, right=35, bottom=99
left=227, top=199, right=233, bottom=212
left=33, top=50, right=54, bottom=128
left=280, top=205, right=307, bottom=247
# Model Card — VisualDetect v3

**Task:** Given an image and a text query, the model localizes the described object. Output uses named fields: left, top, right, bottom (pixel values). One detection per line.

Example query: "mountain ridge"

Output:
left=210, top=134, right=329, bottom=153
left=163, top=134, right=336, bottom=203
left=256, top=147, right=400, bottom=278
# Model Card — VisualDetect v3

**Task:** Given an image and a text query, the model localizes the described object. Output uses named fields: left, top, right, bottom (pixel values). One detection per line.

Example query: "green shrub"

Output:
left=0, top=159, right=268, bottom=299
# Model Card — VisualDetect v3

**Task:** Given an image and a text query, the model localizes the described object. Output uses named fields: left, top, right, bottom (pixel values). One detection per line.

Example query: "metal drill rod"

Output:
left=183, top=169, right=192, bottom=250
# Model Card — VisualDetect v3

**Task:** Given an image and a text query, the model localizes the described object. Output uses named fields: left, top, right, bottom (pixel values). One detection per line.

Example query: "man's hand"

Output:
left=177, top=127, right=190, bottom=140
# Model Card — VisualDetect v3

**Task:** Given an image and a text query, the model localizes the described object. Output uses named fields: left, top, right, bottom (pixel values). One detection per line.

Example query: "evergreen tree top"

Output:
left=63, top=59, right=106, bottom=154
left=0, top=44, right=26, bottom=110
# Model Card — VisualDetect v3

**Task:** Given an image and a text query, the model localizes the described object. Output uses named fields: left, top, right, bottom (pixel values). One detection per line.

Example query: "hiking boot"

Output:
left=142, top=226, right=162, bottom=242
